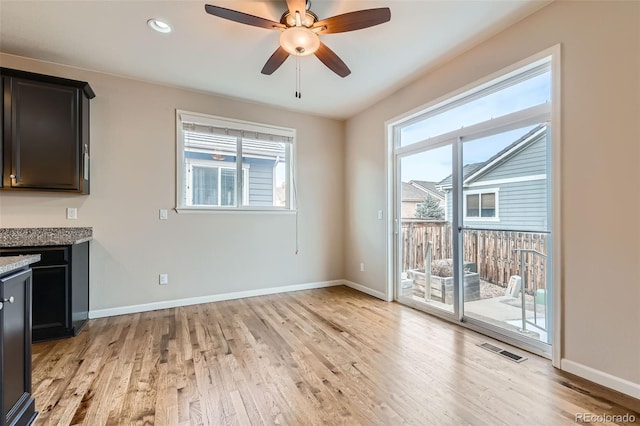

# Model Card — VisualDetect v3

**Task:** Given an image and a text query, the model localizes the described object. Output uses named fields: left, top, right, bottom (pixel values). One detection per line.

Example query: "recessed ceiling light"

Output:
left=147, top=18, right=172, bottom=33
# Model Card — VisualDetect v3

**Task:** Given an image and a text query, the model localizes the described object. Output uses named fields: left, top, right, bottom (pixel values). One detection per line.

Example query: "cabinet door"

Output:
left=7, top=77, right=80, bottom=190
left=1, top=269, right=34, bottom=426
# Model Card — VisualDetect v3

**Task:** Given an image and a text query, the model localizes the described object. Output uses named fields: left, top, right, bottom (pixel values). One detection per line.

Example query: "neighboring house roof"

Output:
left=436, top=163, right=484, bottom=189
left=436, top=124, right=546, bottom=190
left=401, top=182, right=430, bottom=202
left=409, top=180, right=445, bottom=200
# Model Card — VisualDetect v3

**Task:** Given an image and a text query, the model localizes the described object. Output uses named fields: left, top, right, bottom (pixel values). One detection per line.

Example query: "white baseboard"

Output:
left=89, top=280, right=343, bottom=319
left=561, top=359, right=640, bottom=399
left=342, top=280, right=387, bottom=301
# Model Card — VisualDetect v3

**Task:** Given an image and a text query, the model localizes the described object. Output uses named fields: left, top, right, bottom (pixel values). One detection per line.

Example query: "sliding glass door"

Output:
left=391, top=53, right=555, bottom=354
left=396, top=143, right=457, bottom=317
left=460, top=125, right=552, bottom=345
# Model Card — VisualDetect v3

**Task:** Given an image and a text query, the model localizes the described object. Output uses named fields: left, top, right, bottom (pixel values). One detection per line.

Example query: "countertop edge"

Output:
left=0, top=254, right=41, bottom=275
left=0, top=237, right=93, bottom=248
left=0, top=227, right=93, bottom=247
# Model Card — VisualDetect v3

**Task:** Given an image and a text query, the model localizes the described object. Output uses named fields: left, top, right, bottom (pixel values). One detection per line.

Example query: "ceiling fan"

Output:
left=204, top=0, right=391, bottom=78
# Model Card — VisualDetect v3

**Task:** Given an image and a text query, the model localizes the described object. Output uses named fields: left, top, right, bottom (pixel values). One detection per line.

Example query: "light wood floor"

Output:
left=31, top=286, right=639, bottom=425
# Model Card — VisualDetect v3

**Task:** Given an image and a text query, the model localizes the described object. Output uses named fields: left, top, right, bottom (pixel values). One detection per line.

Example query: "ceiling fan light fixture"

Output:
left=147, top=18, right=172, bottom=33
left=279, top=27, right=319, bottom=56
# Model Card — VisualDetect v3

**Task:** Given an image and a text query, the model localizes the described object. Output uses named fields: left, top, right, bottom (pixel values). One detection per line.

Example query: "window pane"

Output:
left=184, top=132, right=238, bottom=207
left=467, top=194, right=479, bottom=217
left=220, top=168, right=236, bottom=206
left=400, top=68, right=551, bottom=146
left=399, top=144, right=454, bottom=314
left=192, top=166, right=218, bottom=206
left=243, top=139, right=289, bottom=207
left=481, top=193, right=495, bottom=217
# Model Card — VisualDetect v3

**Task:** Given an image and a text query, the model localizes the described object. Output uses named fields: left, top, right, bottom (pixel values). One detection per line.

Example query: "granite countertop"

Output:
left=0, top=227, right=92, bottom=247
left=0, top=255, right=41, bottom=275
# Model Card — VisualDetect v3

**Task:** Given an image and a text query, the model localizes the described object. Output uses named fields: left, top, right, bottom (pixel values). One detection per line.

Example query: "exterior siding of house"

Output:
left=478, top=135, right=547, bottom=181
left=445, top=135, right=549, bottom=232
left=466, top=180, right=547, bottom=231
left=246, top=158, right=275, bottom=205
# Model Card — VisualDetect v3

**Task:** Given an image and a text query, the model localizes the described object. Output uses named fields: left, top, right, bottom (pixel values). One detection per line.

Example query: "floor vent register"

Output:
left=477, top=342, right=528, bottom=363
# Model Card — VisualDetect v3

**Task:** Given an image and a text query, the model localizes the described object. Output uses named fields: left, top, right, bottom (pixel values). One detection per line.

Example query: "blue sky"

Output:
left=400, top=71, right=550, bottom=183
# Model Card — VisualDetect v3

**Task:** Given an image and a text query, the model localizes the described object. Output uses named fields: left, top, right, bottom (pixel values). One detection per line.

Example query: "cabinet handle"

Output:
left=2, top=296, right=14, bottom=304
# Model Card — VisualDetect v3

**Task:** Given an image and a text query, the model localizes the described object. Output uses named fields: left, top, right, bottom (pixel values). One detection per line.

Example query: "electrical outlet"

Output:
left=159, top=209, right=168, bottom=220
left=159, top=274, right=169, bottom=285
left=66, top=208, right=77, bottom=220
left=360, top=262, right=365, bottom=272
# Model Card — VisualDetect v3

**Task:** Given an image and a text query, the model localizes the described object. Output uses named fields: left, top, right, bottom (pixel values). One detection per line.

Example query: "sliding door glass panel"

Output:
left=461, top=124, right=551, bottom=344
left=398, top=144, right=454, bottom=314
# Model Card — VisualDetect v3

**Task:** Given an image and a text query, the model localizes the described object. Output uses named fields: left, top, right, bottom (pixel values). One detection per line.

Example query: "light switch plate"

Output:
left=159, top=274, right=169, bottom=285
left=67, top=208, right=77, bottom=220
left=159, top=209, right=168, bottom=220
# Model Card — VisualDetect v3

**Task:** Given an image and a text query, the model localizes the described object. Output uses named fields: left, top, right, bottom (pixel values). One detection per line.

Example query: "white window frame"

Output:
left=176, top=110, right=296, bottom=213
left=385, top=45, right=561, bottom=364
left=463, top=188, right=500, bottom=222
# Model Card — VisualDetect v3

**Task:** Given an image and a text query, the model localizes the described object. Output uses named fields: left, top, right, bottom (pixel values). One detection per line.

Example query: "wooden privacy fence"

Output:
left=402, top=220, right=548, bottom=290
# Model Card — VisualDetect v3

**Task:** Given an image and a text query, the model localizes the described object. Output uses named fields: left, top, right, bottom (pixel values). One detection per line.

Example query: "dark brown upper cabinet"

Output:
left=1, top=68, right=95, bottom=194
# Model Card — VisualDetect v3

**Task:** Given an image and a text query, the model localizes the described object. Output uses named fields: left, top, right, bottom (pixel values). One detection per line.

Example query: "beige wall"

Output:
left=345, top=0, right=640, bottom=388
left=0, top=54, right=345, bottom=311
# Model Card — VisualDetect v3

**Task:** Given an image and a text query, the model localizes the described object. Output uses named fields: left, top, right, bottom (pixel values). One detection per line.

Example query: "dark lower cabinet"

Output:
left=1, top=267, right=36, bottom=426
left=0, top=242, right=89, bottom=342
left=31, top=264, right=68, bottom=340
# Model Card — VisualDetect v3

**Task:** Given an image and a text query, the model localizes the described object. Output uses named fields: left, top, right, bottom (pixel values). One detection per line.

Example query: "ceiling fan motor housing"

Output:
left=280, top=10, right=318, bottom=28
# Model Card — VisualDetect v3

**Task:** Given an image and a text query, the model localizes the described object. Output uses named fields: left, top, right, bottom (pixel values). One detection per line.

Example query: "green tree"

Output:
left=416, top=194, right=444, bottom=220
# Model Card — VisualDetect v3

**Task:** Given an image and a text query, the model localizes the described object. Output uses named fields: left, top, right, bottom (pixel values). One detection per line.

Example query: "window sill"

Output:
left=175, top=207, right=297, bottom=215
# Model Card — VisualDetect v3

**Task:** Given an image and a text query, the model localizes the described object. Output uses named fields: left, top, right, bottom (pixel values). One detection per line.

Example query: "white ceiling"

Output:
left=0, top=1, right=549, bottom=119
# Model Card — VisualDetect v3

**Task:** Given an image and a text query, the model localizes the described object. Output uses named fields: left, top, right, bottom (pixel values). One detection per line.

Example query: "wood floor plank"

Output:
left=31, top=286, right=639, bottom=425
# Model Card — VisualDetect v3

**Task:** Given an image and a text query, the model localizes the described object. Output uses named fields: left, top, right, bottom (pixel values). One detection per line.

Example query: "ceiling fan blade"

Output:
left=286, top=0, right=306, bottom=17
left=204, top=4, right=284, bottom=30
left=314, top=8, right=391, bottom=34
left=315, top=42, right=351, bottom=78
left=261, top=47, right=290, bottom=75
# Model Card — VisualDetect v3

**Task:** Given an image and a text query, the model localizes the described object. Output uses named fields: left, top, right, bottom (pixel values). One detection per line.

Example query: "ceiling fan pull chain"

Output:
left=295, top=54, right=302, bottom=99
left=298, top=55, right=302, bottom=98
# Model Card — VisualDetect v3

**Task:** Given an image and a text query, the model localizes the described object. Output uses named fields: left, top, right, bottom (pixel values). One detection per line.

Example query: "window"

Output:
left=177, top=111, right=295, bottom=211
left=465, top=192, right=497, bottom=218
left=186, top=161, right=249, bottom=207
left=399, top=61, right=551, bottom=147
